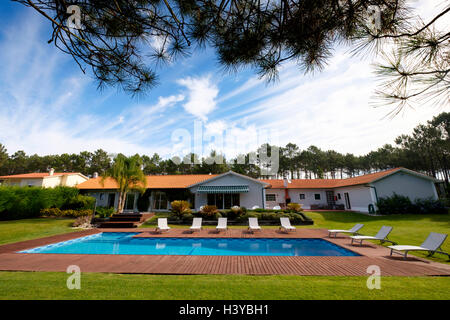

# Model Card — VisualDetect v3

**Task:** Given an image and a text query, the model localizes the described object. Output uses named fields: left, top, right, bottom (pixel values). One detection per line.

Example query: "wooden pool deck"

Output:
left=0, top=228, right=449, bottom=276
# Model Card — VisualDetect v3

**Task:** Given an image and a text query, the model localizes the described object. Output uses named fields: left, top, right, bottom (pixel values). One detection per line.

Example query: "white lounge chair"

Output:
left=248, top=217, right=261, bottom=233
left=155, top=218, right=170, bottom=233
left=216, top=217, right=227, bottom=232
left=190, top=217, right=202, bottom=232
left=350, top=226, right=396, bottom=246
left=328, top=223, right=364, bottom=238
left=280, top=217, right=296, bottom=232
left=388, top=232, right=449, bottom=260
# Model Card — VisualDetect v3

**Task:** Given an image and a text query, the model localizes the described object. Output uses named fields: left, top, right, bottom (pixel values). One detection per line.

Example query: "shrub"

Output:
left=221, top=206, right=245, bottom=219
left=287, top=202, right=303, bottom=212
left=62, top=194, right=95, bottom=210
left=199, top=205, right=219, bottom=217
left=96, top=206, right=115, bottom=218
left=40, top=208, right=93, bottom=218
left=181, top=213, right=194, bottom=221
left=0, top=186, right=94, bottom=220
left=377, top=194, right=448, bottom=215
left=170, top=200, right=192, bottom=217
left=412, top=198, right=448, bottom=214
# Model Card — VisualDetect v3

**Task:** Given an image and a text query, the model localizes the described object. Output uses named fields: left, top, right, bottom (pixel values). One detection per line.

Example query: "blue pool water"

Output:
left=20, top=232, right=359, bottom=256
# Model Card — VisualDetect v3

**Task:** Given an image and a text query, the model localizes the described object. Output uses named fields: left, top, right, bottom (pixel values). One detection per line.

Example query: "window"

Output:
left=125, top=193, right=135, bottom=210
left=153, top=191, right=168, bottom=210
left=207, top=193, right=240, bottom=209
left=337, top=193, right=341, bottom=200
left=99, top=193, right=104, bottom=200
left=266, top=194, right=276, bottom=202
left=299, top=193, right=305, bottom=200
left=314, top=194, right=321, bottom=200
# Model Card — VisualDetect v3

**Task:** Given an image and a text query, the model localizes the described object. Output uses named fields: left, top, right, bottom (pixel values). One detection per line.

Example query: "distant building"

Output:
left=0, top=169, right=88, bottom=188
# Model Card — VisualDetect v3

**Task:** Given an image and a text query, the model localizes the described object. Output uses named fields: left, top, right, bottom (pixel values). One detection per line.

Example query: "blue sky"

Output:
left=0, top=0, right=447, bottom=160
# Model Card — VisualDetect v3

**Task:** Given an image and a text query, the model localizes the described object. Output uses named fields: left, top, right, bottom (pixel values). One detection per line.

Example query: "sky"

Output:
left=0, top=0, right=447, bottom=161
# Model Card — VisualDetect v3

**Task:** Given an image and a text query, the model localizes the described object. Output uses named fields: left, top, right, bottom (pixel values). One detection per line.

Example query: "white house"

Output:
left=0, top=169, right=89, bottom=188
left=262, top=168, right=440, bottom=212
left=76, top=168, right=440, bottom=213
left=77, top=171, right=269, bottom=212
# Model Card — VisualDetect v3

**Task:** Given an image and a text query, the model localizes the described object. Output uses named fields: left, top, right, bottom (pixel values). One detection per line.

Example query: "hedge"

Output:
left=0, top=186, right=95, bottom=220
left=377, top=194, right=448, bottom=215
left=40, top=208, right=93, bottom=218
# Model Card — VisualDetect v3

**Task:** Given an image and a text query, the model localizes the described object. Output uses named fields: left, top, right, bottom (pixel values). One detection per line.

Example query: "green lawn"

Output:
left=0, top=272, right=449, bottom=300
left=0, top=217, right=77, bottom=245
left=0, top=212, right=449, bottom=300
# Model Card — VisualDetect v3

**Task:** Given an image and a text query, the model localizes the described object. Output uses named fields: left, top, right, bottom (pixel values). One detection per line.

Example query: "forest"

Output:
left=0, top=112, right=448, bottom=189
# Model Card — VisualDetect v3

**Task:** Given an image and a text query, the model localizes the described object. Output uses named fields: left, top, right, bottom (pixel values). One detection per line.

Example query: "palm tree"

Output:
left=101, top=154, right=147, bottom=213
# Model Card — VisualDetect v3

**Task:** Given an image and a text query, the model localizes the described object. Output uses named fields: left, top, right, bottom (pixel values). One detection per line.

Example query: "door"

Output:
left=125, top=193, right=136, bottom=211
left=154, top=191, right=168, bottom=210
left=107, top=193, right=115, bottom=208
left=326, top=191, right=335, bottom=208
left=344, top=192, right=351, bottom=210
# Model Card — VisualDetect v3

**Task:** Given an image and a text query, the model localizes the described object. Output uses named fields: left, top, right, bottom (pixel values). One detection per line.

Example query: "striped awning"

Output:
left=197, top=185, right=249, bottom=193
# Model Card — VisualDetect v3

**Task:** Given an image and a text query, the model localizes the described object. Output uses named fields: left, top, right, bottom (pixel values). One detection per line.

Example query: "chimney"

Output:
left=283, top=177, right=288, bottom=188
left=93, top=172, right=99, bottom=178
left=49, top=168, right=55, bottom=176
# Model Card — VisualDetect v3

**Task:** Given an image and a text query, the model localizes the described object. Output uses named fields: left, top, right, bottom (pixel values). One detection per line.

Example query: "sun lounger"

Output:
left=216, top=217, right=227, bottom=232
left=328, top=223, right=363, bottom=238
left=350, top=226, right=396, bottom=246
left=190, top=217, right=202, bottom=232
left=248, top=217, right=261, bottom=233
left=155, top=218, right=170, bottom=233
left=280, top=217, right=296, bottom=232
left=388, top=232, right=449, bottom=260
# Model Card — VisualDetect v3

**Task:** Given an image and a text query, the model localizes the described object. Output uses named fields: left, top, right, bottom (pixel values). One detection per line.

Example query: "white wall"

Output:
left=373, top=171, right=438, bottom=200
left=288, top=189, right=329, bottom=209
left=42, top=176, right=63, bottom=188
left=189, top=173, right=266, bottom=210
left=264, top=188, right=285, bottom=209
left=334, top=185, right=374, bottom=212
left=62, top=174, right=89, bottom=187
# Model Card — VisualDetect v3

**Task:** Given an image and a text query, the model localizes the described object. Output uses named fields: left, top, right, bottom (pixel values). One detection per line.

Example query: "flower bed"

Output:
left=146, top=209, right=314, bottom=226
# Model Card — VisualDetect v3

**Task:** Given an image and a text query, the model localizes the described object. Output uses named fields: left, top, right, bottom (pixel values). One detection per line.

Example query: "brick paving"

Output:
left=0, top=228, right=449, bottom=276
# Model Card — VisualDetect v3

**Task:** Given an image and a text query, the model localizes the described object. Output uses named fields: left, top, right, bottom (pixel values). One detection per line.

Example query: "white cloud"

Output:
left=0, top=11, right=184, bottom=158
left=177, top=75, right=219, bottom=121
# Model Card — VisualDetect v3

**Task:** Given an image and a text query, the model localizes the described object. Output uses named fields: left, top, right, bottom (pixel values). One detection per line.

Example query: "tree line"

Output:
left=0, top=112, right=448, bottom=188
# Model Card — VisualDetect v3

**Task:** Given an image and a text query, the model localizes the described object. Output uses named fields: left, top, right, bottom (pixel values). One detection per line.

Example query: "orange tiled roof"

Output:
left=263, top=168, right=401, bottom=189
left=77, top=174, right=218, bottom=190
left=76, top=168, right=413, bottom=190
left=0, top=172, right=81, bottom=179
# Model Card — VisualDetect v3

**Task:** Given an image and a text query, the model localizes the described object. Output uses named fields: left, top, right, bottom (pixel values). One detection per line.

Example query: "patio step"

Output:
left=109, top=216, right=142, bottom=222
left=98, top=221, right=139, bottom=228
left=98, top=213, right=154, bottom=228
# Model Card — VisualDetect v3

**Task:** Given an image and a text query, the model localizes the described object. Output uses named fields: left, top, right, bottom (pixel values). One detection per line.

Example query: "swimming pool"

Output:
left=20, top=232, right=358, bottom=256
left=20, top=232, right=359, bottom=256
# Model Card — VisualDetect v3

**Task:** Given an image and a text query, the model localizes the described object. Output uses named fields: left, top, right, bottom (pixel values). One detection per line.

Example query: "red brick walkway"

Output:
left=0, top=228, right=449, bottom=276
